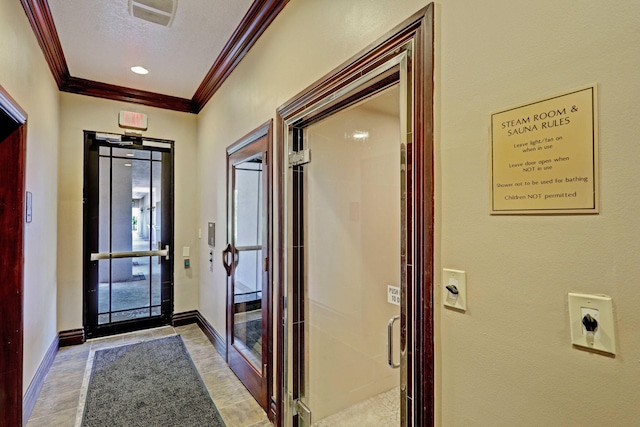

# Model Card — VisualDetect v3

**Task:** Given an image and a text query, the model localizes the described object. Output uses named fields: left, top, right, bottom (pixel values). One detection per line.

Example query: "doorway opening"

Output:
left=277, top=6, right=434, bottom=426
left=0, top=85, right=27, bottom=426
left=83, top=131, right=175, bottom=339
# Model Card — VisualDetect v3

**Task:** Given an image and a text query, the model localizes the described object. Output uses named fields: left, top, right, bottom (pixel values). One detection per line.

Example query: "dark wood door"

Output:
left=224, top=129, right=271, bottom=411
left=0, top=120, right=26, bottom=426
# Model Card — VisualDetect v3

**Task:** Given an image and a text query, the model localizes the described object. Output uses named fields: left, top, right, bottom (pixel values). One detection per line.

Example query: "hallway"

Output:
left=26, top=325, right=271, bottom=427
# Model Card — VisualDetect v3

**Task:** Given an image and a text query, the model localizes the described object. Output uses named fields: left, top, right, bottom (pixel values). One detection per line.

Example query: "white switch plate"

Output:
left=443, top=269, right=466, bottom=311
left=568, top=293, right=616, bottom=355
left=182, top=246, right=190, bottom=257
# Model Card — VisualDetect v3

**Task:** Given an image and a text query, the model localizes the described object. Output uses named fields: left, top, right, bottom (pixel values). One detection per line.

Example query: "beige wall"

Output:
left=437, top=1, right=640, bottom=425
left=196, top=0, right=640, bottom=425
left=0, top=0, right=61, bottom=393
left=57, top=93, right=200, bottom=331
left=5, top=0, right=640, bottom=423
left=196, top=0, right=428, bottom=352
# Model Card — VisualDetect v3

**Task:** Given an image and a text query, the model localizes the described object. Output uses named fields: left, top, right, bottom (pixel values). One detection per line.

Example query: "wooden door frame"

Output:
left=0, top=84, right=27, bottom=427
left=225, top=120, right=274, bottom=416
left=276, top=5, right=434, bottom=426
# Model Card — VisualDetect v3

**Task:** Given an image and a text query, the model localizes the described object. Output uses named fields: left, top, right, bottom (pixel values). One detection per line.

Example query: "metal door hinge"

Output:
left=288, top=149, right=311, bottom=167
left=293, top=398, right=312, bottom=426
left=263, top=257, right=268, bottom=272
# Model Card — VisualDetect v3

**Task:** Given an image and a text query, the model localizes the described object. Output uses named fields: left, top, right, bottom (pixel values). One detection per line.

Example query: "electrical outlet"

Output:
left=568, top=293, right=616, bottom=355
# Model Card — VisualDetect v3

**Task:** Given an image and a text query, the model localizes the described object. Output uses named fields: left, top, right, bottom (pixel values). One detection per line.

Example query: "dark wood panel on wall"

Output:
left=0, top=123, right=26, bottom=427
left=20, top=0, right=289, bottom=113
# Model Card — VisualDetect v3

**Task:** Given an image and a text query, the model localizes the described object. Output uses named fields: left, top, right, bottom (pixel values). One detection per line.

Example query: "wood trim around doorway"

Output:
left=276, top=5, right=434, bottom=425
left=0, top=84, right=27, bottom=427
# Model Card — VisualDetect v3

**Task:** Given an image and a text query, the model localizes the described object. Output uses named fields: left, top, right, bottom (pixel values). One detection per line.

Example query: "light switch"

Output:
left=568, top=293, right=616, bottom=355
left=182, top=246, right=190, bottom=257
left=443, top=269, right=466, bottom=311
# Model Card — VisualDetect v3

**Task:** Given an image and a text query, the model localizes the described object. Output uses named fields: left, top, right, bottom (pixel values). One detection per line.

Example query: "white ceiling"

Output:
left=48, top=0, right=254, bottom=99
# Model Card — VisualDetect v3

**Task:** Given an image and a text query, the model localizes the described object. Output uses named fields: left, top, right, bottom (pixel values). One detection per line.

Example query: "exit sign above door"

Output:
left=118, top=111, right=148, bottom=130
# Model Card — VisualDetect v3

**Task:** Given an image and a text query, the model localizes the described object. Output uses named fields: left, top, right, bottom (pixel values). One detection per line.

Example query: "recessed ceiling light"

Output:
left=131, top=66, right=149, bottom=75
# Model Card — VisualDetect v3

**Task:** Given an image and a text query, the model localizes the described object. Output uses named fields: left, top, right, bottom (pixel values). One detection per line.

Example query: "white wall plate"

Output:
left=443, top=269, right=466, bottom=311
left=568, top=293, right=616, bottom=355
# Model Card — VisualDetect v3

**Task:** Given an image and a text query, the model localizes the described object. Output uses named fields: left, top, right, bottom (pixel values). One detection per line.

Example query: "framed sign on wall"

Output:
left=490, top=85, right=598, bottom=214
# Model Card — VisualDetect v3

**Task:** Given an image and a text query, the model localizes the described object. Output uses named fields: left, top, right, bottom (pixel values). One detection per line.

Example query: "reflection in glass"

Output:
left=233, top=156, right=264, bottom=369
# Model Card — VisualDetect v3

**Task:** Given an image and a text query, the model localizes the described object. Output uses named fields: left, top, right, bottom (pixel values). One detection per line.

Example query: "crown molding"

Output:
left=62, top=77, right=198, bottom=113
left=192, top=0, right=289, bottom=112
left=19, top=0, right=69, bottom=87
left=19, top=0, right=289, bottom=114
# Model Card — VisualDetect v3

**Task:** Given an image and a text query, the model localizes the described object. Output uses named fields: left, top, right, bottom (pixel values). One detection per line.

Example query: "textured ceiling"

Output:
left=47, top=0, right=254, bottom=98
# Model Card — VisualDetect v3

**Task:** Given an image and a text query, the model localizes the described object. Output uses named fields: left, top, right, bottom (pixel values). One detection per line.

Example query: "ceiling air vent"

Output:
left=129, top=0, right=178, bottom=27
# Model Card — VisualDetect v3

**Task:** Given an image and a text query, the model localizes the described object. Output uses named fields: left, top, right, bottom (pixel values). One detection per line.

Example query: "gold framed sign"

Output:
left=490, top=85, right=598, bottom=214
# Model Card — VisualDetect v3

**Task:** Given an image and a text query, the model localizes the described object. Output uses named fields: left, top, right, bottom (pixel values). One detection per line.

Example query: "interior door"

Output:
left=224, top=131, right=270, bottom=410
left=0, top=109, right=26, bottom=427
left=285, top=85, right=405, bottom=427
left=83, top=131, right=174, bottom=338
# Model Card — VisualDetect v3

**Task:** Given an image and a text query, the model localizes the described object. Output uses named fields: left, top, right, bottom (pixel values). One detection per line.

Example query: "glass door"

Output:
left=83, top=131, right=174, bottom=338
left=224, top=131, right=270, bottom=410
left=285, top=84, right=405, bottom=427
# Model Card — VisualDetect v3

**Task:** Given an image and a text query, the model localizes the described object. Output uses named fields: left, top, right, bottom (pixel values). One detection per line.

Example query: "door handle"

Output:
left=222, top=244, right=233, bottom=276
left=387, top=315, right=400, bottom=369
left=90, top=245, right=169, bottom=261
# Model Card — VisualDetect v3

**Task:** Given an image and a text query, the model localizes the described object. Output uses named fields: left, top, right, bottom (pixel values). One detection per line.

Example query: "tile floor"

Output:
left=26, top=324, right=272, bottom=427
left=313, top=387, right=400, bottom=427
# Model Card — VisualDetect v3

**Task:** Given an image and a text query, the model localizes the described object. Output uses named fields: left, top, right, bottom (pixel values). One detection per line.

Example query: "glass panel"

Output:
left=235, top=249, right=261, bottom=298
left=234, top=306, right=262, bottom=369
left=111, top=158, right=136, bottom=253
left=112, top=307, right=151, bottom=323
left=152, top=151, right=162, bottom=160
left=151, top=160, right=162, bottom=249
left=232, top=155, right=264, bottom=371
left=111, top=257, right=150, bottom=312
left=98, top=314, right=110, bottom=325
left=234, top=159, right=263, bottom=247
left=98, top=156, right=111, bottom=254
left=112, top=147, right=151, bottom=159
left=99, top=146, right=110, bottom=156
left=151, top=256, right=161, bottom=306
left=98, top=259, right=110, bottom=314
left=303, top=86, right=402, bottom=426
